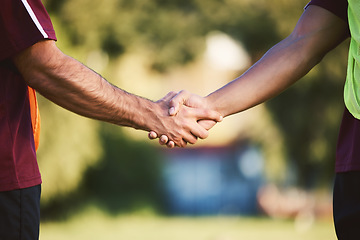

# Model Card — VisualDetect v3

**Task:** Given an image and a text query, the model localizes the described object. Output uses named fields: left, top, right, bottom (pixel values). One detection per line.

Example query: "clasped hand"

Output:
left=149, top=90, right=222, bottom=148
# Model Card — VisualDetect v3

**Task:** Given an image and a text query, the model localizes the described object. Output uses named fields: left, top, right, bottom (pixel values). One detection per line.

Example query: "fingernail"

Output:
left=169, top=107, right=175, bottom=115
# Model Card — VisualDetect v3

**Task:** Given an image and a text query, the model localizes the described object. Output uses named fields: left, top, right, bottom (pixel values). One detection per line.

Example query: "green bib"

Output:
left=345, top=0, right=360, bottom=119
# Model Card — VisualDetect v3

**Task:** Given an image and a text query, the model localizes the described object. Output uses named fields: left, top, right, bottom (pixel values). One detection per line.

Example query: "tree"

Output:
left=38, top=0, right=345, bottom=209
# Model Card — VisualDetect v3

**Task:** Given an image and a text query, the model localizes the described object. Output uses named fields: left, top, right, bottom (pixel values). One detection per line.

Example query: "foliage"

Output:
left=44, top=0, right=283, bottom=71
left=37, top=0, right=348, bottom=212
left=36, top=98, right=102, bottom=204
left=82, top=124, right=165, bottom=214
left=40, top=123, right=165, bottom=220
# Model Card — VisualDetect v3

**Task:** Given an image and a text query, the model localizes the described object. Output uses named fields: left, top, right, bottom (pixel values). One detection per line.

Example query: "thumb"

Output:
left=160, top=91, right=178, bottom=103
left=168, top=90, right=190, bottom=116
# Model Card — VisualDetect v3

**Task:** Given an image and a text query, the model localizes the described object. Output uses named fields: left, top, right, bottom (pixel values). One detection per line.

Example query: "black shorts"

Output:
left=333, top=172, right=360, bottom=240
left=0, top=185, right=41, bottom=240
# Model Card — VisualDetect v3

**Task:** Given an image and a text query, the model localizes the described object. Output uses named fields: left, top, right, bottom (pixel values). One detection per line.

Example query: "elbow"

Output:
left=307, top=50, right=326, bottom=70
left=20, top=64, right=51, bottom=92
left=288, top=33, right=329, bottom=71
left=13, top=40, right=66, bottom=90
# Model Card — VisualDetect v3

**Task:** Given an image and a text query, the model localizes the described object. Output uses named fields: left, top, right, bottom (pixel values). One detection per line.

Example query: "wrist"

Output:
left=112, top=93, right=154, bottom=131
left=205, top=93, right=227, bottom=118
left=134, top=99, right=167, bottom=133
left=132, top=98, right=158, bottom=131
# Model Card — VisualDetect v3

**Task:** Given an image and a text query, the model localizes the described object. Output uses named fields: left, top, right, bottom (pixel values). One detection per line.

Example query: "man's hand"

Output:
left=13, top=40, right=220, bottom=148
left=149, top=90, right=221, bottom=147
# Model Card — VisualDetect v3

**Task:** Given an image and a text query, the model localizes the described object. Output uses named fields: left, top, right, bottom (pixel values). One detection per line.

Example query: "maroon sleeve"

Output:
left=306, top=0, right=348, bottom=22
left=0, top=0, right=57, bottom=61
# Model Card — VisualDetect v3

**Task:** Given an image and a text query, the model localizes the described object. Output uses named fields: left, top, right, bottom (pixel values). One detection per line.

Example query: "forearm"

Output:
left=157, top=5, right=348, bottom=147
left=14, top=41, right=156, bottom=131
left=13, top=40, right=223, bottom=147
left=206, top=36, right=320, bottom=117
left=206, top=6, right=348, bottom=117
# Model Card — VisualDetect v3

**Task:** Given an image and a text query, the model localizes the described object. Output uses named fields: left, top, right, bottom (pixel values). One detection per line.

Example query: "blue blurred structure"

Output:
left=162, top=144, right=264, bottom=216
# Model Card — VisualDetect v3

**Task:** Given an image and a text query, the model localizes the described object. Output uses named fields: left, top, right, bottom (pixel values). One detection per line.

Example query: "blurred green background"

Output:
left=37, top=0, right=347, bottom=239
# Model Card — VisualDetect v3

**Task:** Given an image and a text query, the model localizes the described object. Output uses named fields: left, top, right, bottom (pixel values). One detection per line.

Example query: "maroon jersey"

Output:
left=306, top=0, right=348, bottom=21
left=0, top=0, right=56, bottom=191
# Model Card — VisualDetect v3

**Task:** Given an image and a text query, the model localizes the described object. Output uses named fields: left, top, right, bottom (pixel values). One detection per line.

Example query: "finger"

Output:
left=198, top=119, right=217, bottom=130
left=148, top=131, right=158, bottom=139
left=193, top=108, right=223, bottom=122
left=171, top=136, right=189, bottom=148
left=166, top=141, right=175, bottom=148
left=178, top=139, right=188, bottom=148
left=160, top=135, right=169, bottom=144
left=176, top=108, right=218, bottom=140
left=158, top=139, right=166, bottom=145
left=158, top=138, right=167, bottom=146
left=161, top=91, right=178, bottom=103
left=168, top=90, right=191, bottom=116
left=190, top=125, right=209, bottom=140
left=181, top=131, right=199, bottom=144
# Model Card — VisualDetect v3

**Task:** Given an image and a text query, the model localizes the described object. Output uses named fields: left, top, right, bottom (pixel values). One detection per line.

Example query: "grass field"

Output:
left=40, top=207, right=337, bottom=240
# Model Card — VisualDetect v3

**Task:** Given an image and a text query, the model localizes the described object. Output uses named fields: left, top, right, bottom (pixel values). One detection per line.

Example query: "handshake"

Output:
left=147, top=90, right=224, bottom=148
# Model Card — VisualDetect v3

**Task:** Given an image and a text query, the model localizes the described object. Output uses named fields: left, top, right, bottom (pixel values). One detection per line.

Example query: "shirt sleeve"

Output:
left=0, top=0, right=57, bottom=61
left=306, top=0, right=348, bottom=22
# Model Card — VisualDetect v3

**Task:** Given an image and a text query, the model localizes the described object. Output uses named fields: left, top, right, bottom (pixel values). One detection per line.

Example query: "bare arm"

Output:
left=151, top=5, right=349, bottom=147
left=12, top=40, right=222, bottom=147
left=206, top=5, right=349, bottom=116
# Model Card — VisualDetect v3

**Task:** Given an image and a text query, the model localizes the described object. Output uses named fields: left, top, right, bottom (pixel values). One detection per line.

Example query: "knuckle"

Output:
left=179, top=140, right=186, bottom=148
left=169, top=98, right=176, bottom=105
left=167, top=141, right=174, bottom=148
left=207, top=109, right=216, bottom=118
left=179, top=89, right=189, bottom=97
